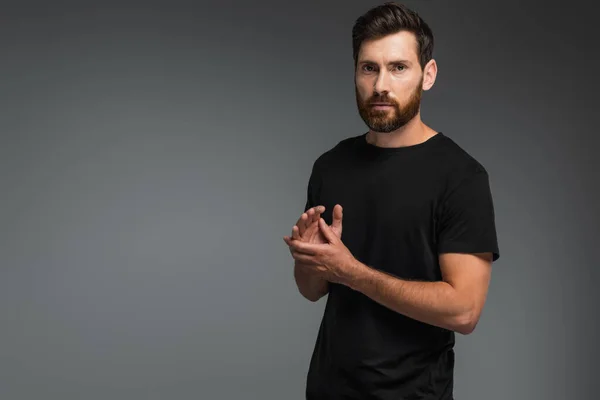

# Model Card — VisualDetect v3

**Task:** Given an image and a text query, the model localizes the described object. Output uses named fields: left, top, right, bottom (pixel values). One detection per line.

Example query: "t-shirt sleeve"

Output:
left=437, top=167, right=500, bottom=261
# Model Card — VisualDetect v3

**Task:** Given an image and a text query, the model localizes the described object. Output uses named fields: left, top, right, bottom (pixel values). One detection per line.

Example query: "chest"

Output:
left=317, top=163, right=443, bottom=232
left=316, top=161, right=446, bottom=279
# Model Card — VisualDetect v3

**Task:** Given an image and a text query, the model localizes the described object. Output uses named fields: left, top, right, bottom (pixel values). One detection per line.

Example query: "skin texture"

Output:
left=285, top=31, right=492, bottom=335
left=288, top=205, right=342, bottom=302
left=355, top=30, right=439, bottom=147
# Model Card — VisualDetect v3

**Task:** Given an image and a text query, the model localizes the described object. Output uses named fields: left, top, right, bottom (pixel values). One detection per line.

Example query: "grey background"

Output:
left=1, top=0, right=598, bottom=399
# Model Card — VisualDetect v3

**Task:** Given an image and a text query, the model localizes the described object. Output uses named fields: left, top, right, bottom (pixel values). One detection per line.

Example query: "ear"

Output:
left=422, top=59, right=438, bottom=91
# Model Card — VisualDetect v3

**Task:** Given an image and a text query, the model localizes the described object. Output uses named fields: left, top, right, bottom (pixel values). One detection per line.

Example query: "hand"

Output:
left=288, top=204, right=344, bottom=244
left=283, top=216, right=359, bottom=285
left=284, top=205, right=328, bottom=279
left=284, top=205, right=344, bottom=275
left=292, top=205, right=327, bottom=245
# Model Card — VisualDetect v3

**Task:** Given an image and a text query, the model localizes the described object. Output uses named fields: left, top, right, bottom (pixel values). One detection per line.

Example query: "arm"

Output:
left=287, top=167, right=499, bottom=330
left=294, top=262, right=330, bottom=302
left=341, top=252, right=492, bottom=334
left=347, top=166, right=498, bottom=334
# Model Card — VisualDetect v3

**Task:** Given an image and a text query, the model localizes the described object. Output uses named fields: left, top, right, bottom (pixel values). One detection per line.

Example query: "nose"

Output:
left=373, top=70, right=391, bottom=94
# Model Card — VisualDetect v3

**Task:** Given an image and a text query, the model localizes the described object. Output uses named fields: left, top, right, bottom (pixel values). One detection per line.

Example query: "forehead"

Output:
left=357, top=30, right=419, bottom=63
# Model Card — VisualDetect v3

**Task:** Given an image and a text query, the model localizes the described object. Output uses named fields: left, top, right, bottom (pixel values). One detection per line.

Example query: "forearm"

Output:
left=294, top=263, right=329, bottom=302
left=343, top=261, right=475, bottom=334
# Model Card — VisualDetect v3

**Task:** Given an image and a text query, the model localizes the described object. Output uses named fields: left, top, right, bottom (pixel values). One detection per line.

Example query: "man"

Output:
left=283, top=2, right=500, bottom=400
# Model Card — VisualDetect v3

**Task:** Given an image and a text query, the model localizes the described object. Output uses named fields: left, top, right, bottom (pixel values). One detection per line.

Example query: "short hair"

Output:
left=352, top=2, right=434, bottom=69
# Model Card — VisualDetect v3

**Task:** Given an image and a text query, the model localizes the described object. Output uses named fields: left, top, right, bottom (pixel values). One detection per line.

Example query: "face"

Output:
left=355, top=30, right=435, bottom=133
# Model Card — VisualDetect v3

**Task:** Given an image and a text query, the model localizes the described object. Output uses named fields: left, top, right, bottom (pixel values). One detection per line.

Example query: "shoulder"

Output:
left=430, top=134, right=495, bottom=205
left=311, top=134, right=364, bottom=171
left=434, top=133, right=491, bottom=190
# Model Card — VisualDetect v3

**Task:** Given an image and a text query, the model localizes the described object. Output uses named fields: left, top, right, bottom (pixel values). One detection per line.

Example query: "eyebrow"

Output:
left=359, top=59, right=412, bottom=66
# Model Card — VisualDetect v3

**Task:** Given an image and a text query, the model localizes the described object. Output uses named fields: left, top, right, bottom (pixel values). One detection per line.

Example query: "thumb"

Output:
left=319, top=218, right=338, bottom=243
left=331, top=204, right=343, bottom=233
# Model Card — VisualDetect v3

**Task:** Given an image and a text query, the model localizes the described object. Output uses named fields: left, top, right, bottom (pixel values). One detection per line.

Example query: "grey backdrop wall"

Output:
left=1, top=1, right=598, bottom=399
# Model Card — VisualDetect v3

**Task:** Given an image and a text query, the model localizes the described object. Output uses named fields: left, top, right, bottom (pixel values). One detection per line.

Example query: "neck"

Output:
left=366, top=115, right=437, bottom=148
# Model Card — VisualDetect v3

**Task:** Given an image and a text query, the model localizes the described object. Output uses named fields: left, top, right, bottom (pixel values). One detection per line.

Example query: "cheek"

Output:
left=355, top=75, right=372, bottom=90
left=355, top=83, right=372, bottom=100
left=360, top=90, right=372, bottom=101
left=393, top=82, right=418, bottom=100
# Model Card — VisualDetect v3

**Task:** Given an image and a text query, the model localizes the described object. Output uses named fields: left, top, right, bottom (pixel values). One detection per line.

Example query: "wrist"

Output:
left=337, top=258, right=369, bottom=289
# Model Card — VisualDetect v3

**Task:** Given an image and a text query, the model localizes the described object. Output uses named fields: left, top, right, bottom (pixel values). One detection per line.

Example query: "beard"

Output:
left=356, top=77, right=423, bottom=133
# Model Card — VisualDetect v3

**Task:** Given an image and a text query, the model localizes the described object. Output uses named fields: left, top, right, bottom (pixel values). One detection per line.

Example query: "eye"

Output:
left=394, top=64, right=406, bottom=71
left=362, top=64, right=376, bottom=72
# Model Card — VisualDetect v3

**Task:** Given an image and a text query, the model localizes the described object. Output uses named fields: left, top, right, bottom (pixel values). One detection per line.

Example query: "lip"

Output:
left=370, top=104, right=394, bottom=109
left=370, top=103, right=393, bottom=106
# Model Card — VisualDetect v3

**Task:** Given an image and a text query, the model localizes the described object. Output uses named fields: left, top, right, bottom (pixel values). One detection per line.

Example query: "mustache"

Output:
left=367, top=96, right=397, bottom=106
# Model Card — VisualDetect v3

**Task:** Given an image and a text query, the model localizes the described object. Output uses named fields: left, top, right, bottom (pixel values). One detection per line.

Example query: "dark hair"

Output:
left=352, top=2, right=434, bottom=70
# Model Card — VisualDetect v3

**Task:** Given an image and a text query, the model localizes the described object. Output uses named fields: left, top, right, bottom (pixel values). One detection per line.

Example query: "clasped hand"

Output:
left=283, top=204, right=358, bottom=285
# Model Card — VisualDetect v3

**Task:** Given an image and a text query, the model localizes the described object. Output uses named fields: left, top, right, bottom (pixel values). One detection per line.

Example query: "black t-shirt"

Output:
left=303, top=132, right=500, bottom=400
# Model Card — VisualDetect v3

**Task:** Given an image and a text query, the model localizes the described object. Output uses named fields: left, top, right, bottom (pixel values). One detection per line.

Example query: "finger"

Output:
left=287, top=237, right=320, bottom=255
left=311, top=205, right=326, bottom=224
left=284, top=236, right=296, bottom=255
left=296, top=206, right=325, bottom=238
left=296, top=212, right=309, bottom=236
left=305, top=206, right=325, bottom=231
left=331, top=204, right=343, bottom=233
left=305, top=209, right=318, bottom=236
left=284, top=236, right=308, bottom=253
left=319, top=218, right=338, bottom=243
left=283, top=236, right=296, bottom=247
left=307, top=208, right=318, bottom=227
left=291, top=225, right=301, bottom=240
